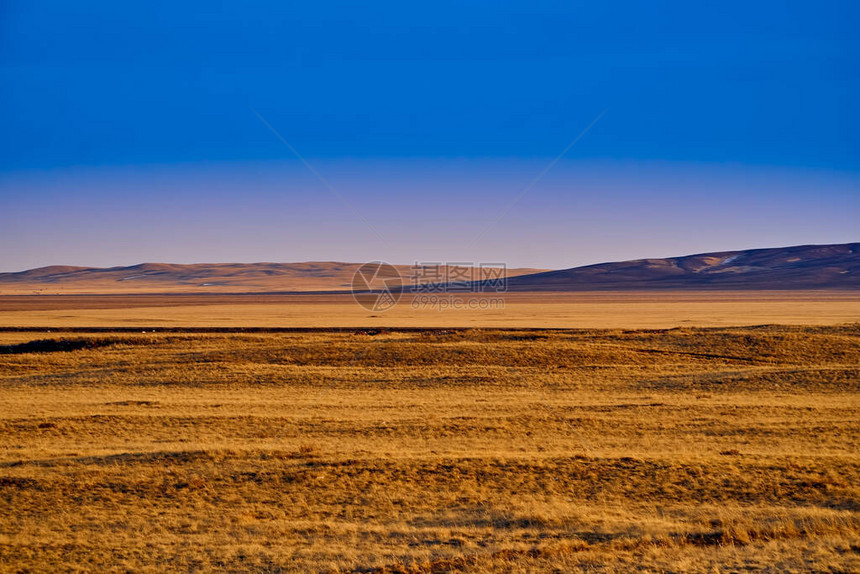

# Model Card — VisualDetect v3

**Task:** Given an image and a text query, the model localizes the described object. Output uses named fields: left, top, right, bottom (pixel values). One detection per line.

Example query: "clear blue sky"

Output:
left=1, top=1, right=857, bottom=271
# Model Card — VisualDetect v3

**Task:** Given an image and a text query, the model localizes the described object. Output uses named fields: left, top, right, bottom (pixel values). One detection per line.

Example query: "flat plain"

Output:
left=1, top=290, right=860, bottom=329
left=0, top=324, right=858, bottom=572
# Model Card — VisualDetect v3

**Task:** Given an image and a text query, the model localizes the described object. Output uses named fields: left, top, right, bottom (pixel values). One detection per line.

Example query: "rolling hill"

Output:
left=0, top=262, right=544, bottom=295
left=1, top=243, right=857, bottom=295
left=502, top=242, right=860, bottom=291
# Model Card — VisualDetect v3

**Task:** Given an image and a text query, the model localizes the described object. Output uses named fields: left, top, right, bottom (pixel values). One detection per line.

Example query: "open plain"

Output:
left=4, top=0, right=856, bottom=570
left=0, top=324, right=858, bottom=572
left=1, top=290, right=859, bottom=329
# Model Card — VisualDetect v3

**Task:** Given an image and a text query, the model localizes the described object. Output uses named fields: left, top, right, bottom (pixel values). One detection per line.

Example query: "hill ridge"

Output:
left=2, top=243, right=858, bottom=294
left=502, top=242, right=859, bottom=291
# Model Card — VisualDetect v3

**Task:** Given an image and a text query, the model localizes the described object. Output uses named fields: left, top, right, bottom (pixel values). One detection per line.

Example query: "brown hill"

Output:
left=503, top=243, right=860, bottom=291
left=3, top=243, right=857, bottom=295
left=0, top=262, right=544, bottom=295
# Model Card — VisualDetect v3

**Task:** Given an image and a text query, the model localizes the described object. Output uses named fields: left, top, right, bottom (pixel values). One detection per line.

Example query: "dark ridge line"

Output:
left=3, top=285, right=860, bottom=298
left=0, top=326, right=606, bottom=333
left=0, top=324, right=856, bottom=334
left=3, top=285, right=860, bottom=300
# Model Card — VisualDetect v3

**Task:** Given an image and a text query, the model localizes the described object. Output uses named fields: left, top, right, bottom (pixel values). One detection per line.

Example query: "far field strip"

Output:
left=1, top=291, right=858, bottom=328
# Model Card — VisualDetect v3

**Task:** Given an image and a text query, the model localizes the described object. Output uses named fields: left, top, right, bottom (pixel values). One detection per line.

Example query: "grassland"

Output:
left=2, top=290, right=860, bottom=329
left=0, top=326, right=858, bottom=572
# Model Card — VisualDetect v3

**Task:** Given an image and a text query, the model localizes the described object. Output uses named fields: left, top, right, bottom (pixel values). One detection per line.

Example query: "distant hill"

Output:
left=0, top=262, right=545, bottom=295
left=503, top=243, right=860, bottom=291
left=2, top=243, right=857, bottom=295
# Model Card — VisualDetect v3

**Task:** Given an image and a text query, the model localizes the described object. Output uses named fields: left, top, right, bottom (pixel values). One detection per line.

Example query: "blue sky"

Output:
left=1, top=1, right=858, bottom=271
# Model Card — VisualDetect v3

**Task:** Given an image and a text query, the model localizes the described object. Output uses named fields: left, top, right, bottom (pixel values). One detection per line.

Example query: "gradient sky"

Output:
left=1, top=1, right=858, bottom=271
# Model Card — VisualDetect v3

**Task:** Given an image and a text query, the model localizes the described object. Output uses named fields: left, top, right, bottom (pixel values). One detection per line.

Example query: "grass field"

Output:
left=1, top=326, right=858, bottom=572
left=2, top=290, right=860, bottom=329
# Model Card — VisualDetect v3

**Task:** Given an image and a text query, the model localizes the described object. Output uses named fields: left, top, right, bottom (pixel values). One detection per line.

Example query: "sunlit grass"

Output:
left=0, top=326, right=858, bottom=571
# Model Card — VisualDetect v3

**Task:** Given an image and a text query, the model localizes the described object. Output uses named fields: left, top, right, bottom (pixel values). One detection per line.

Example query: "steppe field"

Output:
left=1, top=291, right=860, bottom=329
left=1, top=302, right=859, bottom=571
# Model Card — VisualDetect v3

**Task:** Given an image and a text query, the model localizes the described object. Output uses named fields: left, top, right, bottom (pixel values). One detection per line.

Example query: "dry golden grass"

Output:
left=0, top=326, right=858, bottom=572
left=2, top=290, right=860, bottom=328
